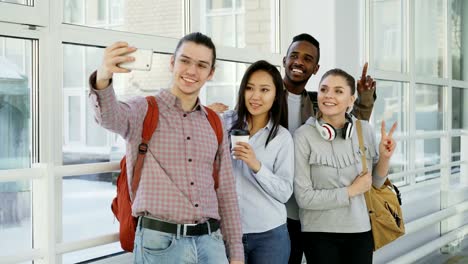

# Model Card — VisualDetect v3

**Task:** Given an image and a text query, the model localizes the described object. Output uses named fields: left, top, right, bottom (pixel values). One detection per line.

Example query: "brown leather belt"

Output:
left=141, top=217, right=220, bottom=236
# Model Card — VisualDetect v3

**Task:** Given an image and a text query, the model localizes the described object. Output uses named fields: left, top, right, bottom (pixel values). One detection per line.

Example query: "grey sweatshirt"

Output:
left=293, top=116, right=386, bottom=233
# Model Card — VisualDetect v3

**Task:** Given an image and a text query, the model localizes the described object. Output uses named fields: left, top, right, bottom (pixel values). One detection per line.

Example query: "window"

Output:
left=62, top=173, right=119, bottom=242
left=372, top=80, right=406, bottom=134
left=0, top=37, right=32, bottom=167
left=63, top=0, right=183, bottom=38
left=451, top=0, right=468, bottom=81
left=2, top=0, right=280, bottom=261
left=192, top=0, right=278, bottom=52
left=415, top=0, right=446, bottom=78
left=0, top=36, right=34, bottom=256
left=451, top=136, right=461, bottom=181
left=415, top=84, right=444, bottom=131
left=203, top=60, right=249, bottom=109
left=370, top=0, right=407, bottom=72
left=452, top=87, right=468, bottom=129
left=369, top=0, right=467, bottom=187
left=371, top=80, right=407, bottom=183
left=62, top=44, right=173, bottom=165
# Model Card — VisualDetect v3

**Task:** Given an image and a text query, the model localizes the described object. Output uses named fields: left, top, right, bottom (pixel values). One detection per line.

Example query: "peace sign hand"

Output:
left=357, top=62, right=377, bottom=94
left=379, top=121, right=397, bottom=160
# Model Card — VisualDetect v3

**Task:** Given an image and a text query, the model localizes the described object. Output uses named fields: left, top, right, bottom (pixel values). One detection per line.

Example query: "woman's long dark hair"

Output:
left=231, top=60, right=288, bottom=147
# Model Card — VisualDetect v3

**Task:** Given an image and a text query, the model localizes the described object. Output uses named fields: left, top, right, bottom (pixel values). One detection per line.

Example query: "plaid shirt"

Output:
left=88, top=74, right=243, bottom=261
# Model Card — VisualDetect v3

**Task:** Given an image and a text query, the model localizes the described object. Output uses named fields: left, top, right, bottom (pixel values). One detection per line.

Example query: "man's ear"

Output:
left=283, top=56, right=286, bottom=67
left=170, top=55, right=175, bottom=72
left=207, top=67, right=215, bottom=81
left=313, top=64, right=320, bottom=75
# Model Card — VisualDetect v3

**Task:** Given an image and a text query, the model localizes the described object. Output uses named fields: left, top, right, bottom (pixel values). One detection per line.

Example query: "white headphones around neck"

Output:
left=315, top=113, right=354, bottom=141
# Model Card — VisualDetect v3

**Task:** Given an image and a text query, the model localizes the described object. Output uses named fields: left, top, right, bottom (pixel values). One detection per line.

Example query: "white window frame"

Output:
left=367, top=0, right=468, bottom=188
left=0, top=0, right=49, bottom=27
left=1, top=1, right=282, bottom=263
left=0, top=21, right=48, bottom=264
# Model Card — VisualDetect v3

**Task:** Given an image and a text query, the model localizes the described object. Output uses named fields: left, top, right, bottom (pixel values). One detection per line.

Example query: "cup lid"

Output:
left=230, top=129, right=249, bottom=136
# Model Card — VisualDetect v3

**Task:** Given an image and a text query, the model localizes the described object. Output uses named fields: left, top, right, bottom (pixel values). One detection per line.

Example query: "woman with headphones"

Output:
left=293, top=68, right=397, bottom=264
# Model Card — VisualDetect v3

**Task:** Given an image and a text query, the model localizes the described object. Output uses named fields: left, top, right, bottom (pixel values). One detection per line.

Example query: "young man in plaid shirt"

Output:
left=89, top=32, right=243, bottom=264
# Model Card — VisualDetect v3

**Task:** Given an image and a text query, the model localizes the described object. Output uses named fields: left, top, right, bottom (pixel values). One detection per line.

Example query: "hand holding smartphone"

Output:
left=118, top=48, right=153, bottom=71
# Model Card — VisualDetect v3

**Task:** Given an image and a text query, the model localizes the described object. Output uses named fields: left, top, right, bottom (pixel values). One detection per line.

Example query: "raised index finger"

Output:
left=360, top=62, right=369, bottom=81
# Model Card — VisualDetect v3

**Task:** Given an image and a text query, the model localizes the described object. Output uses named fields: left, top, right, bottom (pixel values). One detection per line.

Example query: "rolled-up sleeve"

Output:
left=352, top=88, right=376, bottom=121
left=87, top=70, right=146, bottom=143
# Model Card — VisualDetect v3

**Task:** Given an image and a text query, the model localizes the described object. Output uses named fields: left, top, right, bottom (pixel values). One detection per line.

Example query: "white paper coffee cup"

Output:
left=230, top=129, right=249, bottom=159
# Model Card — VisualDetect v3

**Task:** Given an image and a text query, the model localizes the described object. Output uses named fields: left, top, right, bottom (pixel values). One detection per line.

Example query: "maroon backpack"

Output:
left=111, top=96, right=223, bottom=252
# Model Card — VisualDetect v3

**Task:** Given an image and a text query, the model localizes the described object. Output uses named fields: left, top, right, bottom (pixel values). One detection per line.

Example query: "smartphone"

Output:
left=118, top=48, right=153, bottom=71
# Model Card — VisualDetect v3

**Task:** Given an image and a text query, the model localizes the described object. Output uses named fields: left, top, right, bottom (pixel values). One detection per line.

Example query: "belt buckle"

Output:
left=182, top=223, right=197, bottom=236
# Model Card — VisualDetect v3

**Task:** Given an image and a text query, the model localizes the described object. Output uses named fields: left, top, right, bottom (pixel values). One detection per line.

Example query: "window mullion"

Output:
left=408, top=0, right=416, bottom=186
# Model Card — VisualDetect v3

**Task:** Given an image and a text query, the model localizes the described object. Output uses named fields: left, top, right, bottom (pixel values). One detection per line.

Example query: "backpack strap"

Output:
left=355, top=120, right=368, bottom=173
left=131, top=96, right=159, bottom=201
left=205, top=106, right=223, bottom=190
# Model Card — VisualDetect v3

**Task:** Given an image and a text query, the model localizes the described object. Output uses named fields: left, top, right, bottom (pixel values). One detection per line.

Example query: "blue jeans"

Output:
left=133, top=218, right=229, bottom=264
left=243, top=224, right=290, bottom=264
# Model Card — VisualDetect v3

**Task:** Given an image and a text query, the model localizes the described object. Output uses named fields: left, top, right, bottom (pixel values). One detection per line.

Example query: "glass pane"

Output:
left=193, top=0, right=276, bottom=52
left=203, top=60, right=249, bottom=109
left=63, top=242, right=123, bottom=264
left=64, top=45, right=84, bottom=88
left=5, top=38, right=28, bottom=72
left=450, top=166, right=461, bottom=185
left=63, top=0, right=84, bottom=24
left=110, top=1, right=124, bottom=25
left=63, top=0, right=183, bottom=39
left=236, top=14, right=246, bottom=48
left=451, top=0, right=468, bottom=81
left=62, top=44, right=172, bottom=165
left=415, top=84, right=444, bottom=131
left=415, top=0, right=446, bottom=78
left=0, top=0, right=28, bottom=5
left=207, top=0, right=233, bottom=9
left=450, top=136, right=461, bottom=185
left=452, top=136, right=461, bottom=162
left=62, top=173, right=119, bottom=242
left=371, top=0, right=406, bottom=72
left=416, top=169, right=441, bottom=183
left=452, top=87, right=468, bottom=129
left=388, top=140, right=407, bottom=187
left=206, top=15, right=235, bottom=47
left=0, top=180, right=32, bottom=255
left=389, top=140, right=407, bottom=174
left=68, top=96, right=81, bottom=142
left=0, top=37, right=32, bottom=170
left=415, top=138, right=441, bottom=169
left=372, top=80, right=406, bottom=135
